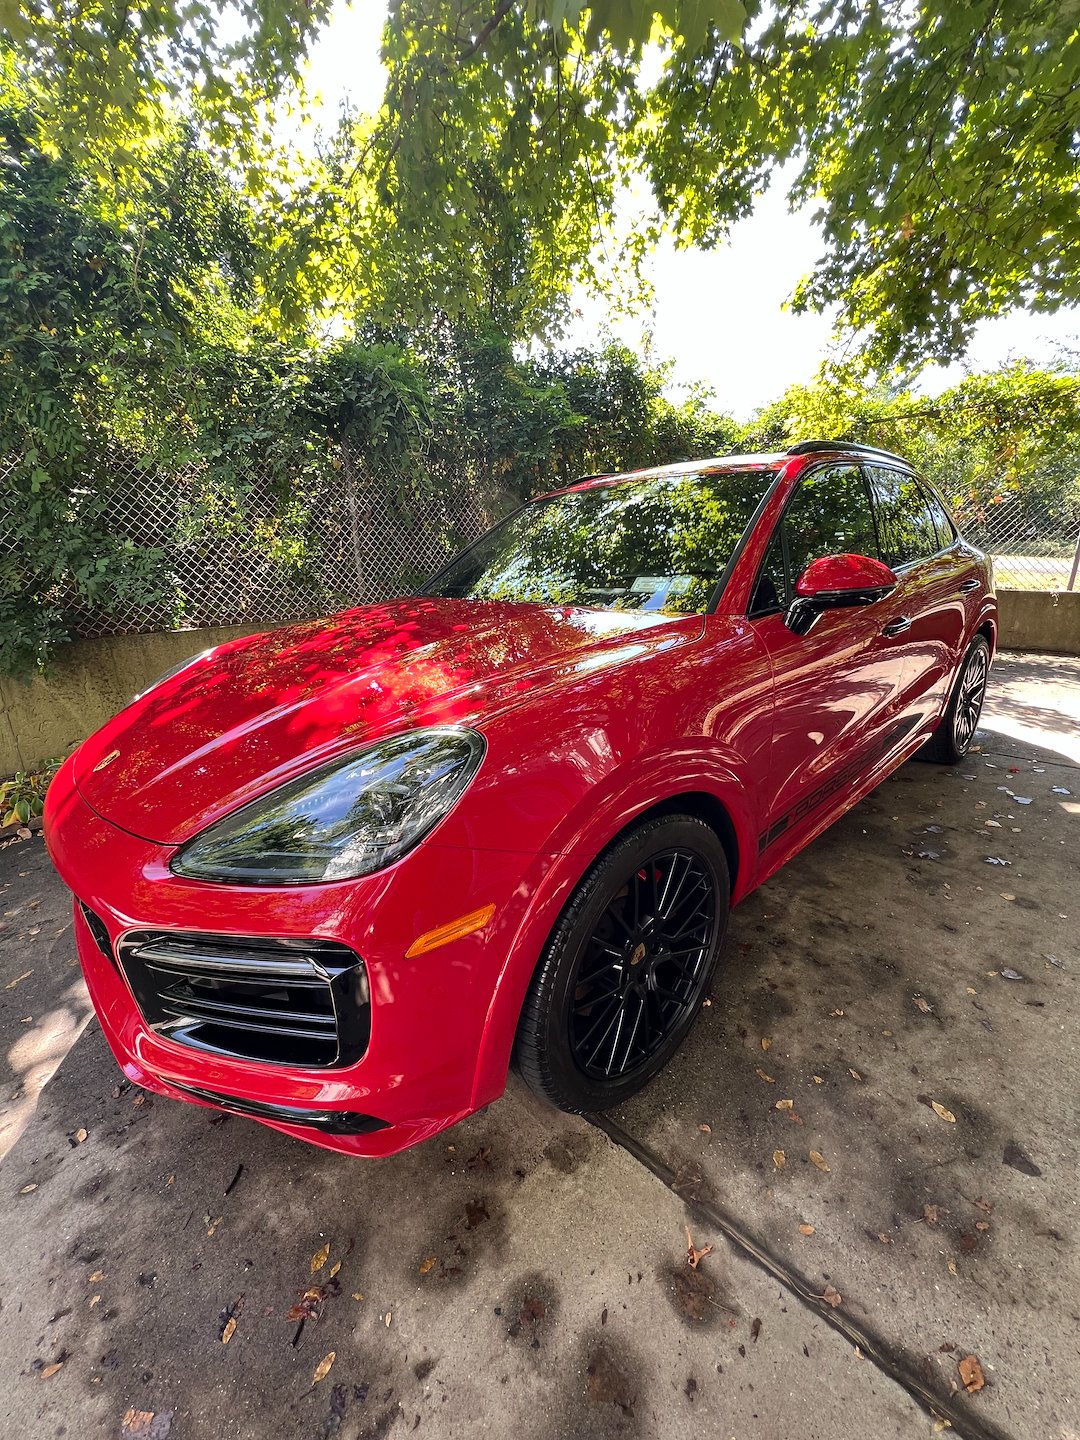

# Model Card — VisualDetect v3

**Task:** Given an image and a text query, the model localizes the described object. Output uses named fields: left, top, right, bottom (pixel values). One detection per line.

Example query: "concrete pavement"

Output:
left=1, top=652, right=1076, bottom=1439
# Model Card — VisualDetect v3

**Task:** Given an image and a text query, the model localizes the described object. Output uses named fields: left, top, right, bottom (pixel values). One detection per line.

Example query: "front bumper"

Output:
left=47, top=759, right=544, bottom=1156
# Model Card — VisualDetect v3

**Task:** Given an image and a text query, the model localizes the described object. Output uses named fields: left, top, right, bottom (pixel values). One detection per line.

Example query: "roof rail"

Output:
left=787, top=440, right=909, bottom=465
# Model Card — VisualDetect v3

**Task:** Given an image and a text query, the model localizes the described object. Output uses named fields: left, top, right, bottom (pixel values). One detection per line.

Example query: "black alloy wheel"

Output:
left=953, top=642, right=990, bottom=753
left=515, top=814, right=730, bottom=1113
left=921, top=635, right=991, bottom=765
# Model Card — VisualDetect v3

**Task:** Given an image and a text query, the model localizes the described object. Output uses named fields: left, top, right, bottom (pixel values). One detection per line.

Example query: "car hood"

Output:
left=73, top=597, right=696, bottom=845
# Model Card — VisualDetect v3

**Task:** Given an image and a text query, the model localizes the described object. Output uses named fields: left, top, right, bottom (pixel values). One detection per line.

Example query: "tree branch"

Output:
left=460, top=0, right=515, bottom=61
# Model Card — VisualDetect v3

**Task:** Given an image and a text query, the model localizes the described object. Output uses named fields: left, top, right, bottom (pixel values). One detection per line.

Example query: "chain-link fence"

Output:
left=951, top=481, right=1080, bottom=592
left=3, top=449, right=1078, bottom=649
left=5, top=444, right=513, bottom=641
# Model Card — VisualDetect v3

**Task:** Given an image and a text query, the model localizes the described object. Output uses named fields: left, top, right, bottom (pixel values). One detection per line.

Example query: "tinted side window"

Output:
left=918, top=478, right=957, bottom=549
left=749, top=528, right=786, bottom=615
left=748, top=464, right=878, bottom=614
left=866, top=466, right=940, bottom=565
left=784, top=464, right=879, bottom=583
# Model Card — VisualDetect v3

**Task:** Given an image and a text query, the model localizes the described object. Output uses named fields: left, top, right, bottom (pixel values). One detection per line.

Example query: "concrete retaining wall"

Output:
left=0, top=624, right=272, bottom=775
left=995, top=588, right=1080, bottom=656
left=2, top=588, right=1078, bottom=775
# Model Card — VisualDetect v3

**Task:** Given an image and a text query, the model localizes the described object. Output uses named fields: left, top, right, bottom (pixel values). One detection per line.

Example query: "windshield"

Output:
left=423, top=468, right=777, bottom=615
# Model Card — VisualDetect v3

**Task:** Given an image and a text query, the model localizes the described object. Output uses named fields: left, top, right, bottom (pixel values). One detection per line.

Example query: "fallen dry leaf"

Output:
left=685, top=1225, right=714, bottom=1270
left=947, top=1258, right=958, bottom=1277
left=958, top=1354, right=985, bottom=1393
left=4, top=970, right=33, bottom=990
left=830, top=1008, right=844, bottom=1017
left=809, top=1151, right=830, bottom=1173
left=39, top=1362, right=63, bottom=1379
left=848, top=1068, right=862, bottom=1081
left=286, top=1286, right=324, bottom=1322
left=698, top=1123, right=712, bottom=1134
left=385, top=1311, right=392, bottom=1328
left=73, top=1127, right=88, bottom=1144
left=923, top=1204, right=941, bottom=1225
left=19, top=1183, right=36, bottom=1194
left=773, top=1149, right=785, bottom=1169
left=351, top=1292, right=364, bottom=1302
left=876, top=1233, right=892, bottom=1244
left=755, top=1067, right=775, bottom=1084
left=205, top=1215, right=222, bottom=1238
left=329, top=1261, right=341, bottom=1278
left=821, top=1284, right=843, bottom=1308
left=221, top=1317, right=237, bottom=1345
left=89, top=1269, right=105, bottom=1282
left=312, top=1352, right=335, bottom=1384
left=419, top=1256, right=437, bottom=1275
left=975, top=1220, right=990, bottom=1232
left=798, top=1223, right=815, bottom=1236
left=775, top=1098, right=794, bottom=1110
left=88, top=1294, right=100, bottom=1308
left=120, top=1411, right=173, bottom=1438
left=913, top=995, right=932, bottom=1014
left=931, top=1102, right=957, bottom=1124
left=812, top=1074, right=824, bottom=1084
left=975, top=1198, right=993, bottom=1214
left=760, top=1037, right=772, bottom=1052
left=310, top=1242, right=331, bottom=1274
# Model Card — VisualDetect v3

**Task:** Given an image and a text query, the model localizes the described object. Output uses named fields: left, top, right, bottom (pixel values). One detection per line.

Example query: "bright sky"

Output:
left=301, top=2, right=1080, bottom=421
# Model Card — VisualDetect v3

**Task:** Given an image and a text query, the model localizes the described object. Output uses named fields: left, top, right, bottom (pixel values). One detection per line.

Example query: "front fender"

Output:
left=468, top=750, right=758, bottom=1111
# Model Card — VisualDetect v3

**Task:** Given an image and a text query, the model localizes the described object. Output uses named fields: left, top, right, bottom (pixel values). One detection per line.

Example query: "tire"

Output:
left=514, top=814, right=730, bottom=1114
left=919, top=635, right=991, bottom=765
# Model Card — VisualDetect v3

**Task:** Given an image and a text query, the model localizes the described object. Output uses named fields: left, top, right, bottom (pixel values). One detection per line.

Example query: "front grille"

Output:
left=116, top=931, right=370, bottom=1069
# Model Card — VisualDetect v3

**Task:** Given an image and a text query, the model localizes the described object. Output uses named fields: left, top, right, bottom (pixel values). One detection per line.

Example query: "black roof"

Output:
left=787, top=440, right=909, bottom=466
left=572, top=440, right=911, bottom=488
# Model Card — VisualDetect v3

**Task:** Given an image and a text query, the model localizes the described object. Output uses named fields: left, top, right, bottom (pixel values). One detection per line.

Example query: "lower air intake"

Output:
left=116, top=931, right=369, bottom=1069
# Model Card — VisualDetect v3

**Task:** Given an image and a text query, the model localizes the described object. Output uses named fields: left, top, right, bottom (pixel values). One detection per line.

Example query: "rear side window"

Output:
left=866, top=466, right=941, bottom=566
left=918, top=479, right=957, bottom=550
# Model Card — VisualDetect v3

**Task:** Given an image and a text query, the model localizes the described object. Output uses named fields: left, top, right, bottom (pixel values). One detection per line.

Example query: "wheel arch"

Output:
left=468, top=779, right=750, bottom=1111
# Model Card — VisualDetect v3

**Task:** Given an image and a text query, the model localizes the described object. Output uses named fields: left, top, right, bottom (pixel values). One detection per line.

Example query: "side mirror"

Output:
left=785, top=553, right=898, bottom=636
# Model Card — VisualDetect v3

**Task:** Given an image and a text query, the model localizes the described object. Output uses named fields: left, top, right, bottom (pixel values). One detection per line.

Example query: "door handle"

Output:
left=882, top=616, right=913, bottom=637
left=958, top=578, right=981, bottom=593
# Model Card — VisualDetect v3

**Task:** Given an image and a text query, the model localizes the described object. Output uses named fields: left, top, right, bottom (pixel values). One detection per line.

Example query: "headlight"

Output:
left=171, top=728, right=485, bottom=885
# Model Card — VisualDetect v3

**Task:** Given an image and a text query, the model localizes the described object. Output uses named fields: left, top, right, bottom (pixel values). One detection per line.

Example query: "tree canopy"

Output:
left=5, top=2, right=1078, bottom=359
left=366, top=0, right=1080, bottom=358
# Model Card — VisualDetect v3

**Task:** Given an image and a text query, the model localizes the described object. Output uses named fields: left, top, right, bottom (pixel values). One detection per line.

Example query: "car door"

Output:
left=747, top=462, right=919, bottom=872
left=863, top=465, right=971, bottom=730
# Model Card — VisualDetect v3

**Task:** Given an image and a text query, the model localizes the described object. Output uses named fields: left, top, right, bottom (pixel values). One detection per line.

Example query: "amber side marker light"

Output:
left=405, top=904, right=496, bottom=959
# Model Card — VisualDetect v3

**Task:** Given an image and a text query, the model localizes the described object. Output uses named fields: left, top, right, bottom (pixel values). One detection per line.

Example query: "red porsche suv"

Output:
left=45, top=442, right=996, bottom=1155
